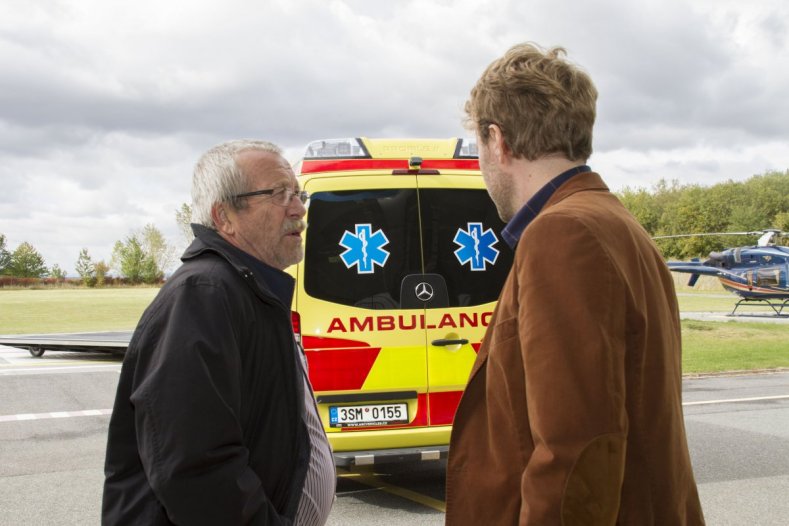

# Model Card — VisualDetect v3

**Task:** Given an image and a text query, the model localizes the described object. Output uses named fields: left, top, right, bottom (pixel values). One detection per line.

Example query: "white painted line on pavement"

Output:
left=0, top=364, right=121, bottom=376
left=684, top=395, right=789, bottom=406
left=0, top=409, right=112, bottom=423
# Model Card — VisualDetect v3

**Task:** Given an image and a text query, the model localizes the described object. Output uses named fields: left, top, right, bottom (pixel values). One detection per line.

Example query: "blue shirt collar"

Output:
left=501, top=165, right=591, bottom=249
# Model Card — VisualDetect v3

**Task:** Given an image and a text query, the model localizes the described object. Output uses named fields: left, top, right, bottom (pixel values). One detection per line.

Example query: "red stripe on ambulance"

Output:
left=301, top=158, right=480, bottom=174
left=302, top=336, right=380, bottom=391
left=428, top=391, right=464, bottom=425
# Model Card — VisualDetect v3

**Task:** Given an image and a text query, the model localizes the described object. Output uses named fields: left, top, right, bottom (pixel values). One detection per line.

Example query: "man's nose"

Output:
left=287, top=194, right=307, bottom=217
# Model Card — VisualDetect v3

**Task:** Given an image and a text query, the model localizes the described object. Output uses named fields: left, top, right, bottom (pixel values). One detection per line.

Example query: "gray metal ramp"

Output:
left=0, top=331, right=133, bottom=356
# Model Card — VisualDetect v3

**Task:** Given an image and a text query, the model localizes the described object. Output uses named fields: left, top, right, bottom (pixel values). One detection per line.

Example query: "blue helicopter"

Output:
left=654, top=229, right=789, bottom=316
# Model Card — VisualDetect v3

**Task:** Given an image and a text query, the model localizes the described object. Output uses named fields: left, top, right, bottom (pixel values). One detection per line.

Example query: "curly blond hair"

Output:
left=465, top=42, right=597, bottom=162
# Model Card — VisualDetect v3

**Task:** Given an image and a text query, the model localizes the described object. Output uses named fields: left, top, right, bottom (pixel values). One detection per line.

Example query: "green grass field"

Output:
left=681, top=320, right=789, bottom=373
left=1, top=286, right=787, bottom=374
left=0, top=288, right=159, bottom=334
left=673, top=276, right=789, bottom=372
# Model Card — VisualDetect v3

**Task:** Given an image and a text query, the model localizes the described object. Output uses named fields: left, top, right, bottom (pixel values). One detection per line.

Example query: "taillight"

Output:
left=291, top=311, right=301, bottom=343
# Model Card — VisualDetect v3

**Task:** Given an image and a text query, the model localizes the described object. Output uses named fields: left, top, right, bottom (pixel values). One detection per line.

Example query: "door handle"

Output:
left=431, top=338, right=469, bottom=347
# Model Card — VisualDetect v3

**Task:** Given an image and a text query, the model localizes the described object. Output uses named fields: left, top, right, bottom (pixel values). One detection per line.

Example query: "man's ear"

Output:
left=211, top=204, right=234, bottom=235
left=487, top=124, right=510, bottom=164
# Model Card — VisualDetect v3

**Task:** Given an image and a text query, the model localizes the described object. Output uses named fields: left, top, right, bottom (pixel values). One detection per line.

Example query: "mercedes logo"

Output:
left=414, top=282, right=434, bottom=302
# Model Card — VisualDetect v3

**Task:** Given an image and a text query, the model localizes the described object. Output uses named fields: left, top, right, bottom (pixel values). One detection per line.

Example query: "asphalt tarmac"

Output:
left=1, top=345, right=788, bottom=525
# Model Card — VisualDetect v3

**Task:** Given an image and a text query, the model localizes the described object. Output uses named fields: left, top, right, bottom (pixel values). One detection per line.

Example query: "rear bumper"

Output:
left=328, top=425, right=452, bottom=467
left=328, top=424, right=450, bottom=450
left=333, top=445, right=448, bottom=468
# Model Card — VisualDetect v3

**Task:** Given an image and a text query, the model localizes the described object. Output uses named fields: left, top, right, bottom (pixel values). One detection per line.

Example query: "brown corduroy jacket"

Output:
left=445, top=172, right=705, bottom=525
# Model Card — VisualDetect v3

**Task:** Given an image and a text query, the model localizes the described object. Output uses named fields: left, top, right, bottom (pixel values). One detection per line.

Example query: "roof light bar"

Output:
left=298, top=138, right=481, bottom=175
left=454, top=138, right=478, bottom=158
left=303, top=138, right=370, bottom=159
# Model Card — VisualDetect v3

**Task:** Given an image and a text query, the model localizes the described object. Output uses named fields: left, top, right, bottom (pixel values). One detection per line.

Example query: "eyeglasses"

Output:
left=234, top=187, right=310, bottom=207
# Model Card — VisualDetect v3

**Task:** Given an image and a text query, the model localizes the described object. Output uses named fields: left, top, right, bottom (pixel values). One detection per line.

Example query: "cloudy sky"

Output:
left=2, top=0, right=788, bottom=275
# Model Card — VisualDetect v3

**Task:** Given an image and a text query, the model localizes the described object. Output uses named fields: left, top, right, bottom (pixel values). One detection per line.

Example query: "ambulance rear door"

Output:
left=298, top=175, right=432, bottom=446
left=413, top=173, right=513, bottom=426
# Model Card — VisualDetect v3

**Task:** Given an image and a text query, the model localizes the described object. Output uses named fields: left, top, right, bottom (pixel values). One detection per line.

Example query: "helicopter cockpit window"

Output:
left=762, top=255, right=786, bottom=264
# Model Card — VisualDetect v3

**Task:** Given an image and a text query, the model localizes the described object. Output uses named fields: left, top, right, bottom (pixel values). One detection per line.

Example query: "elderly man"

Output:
left=103, top=140, right=335, bottom=525
left=445, top=44, right=705, bottom=525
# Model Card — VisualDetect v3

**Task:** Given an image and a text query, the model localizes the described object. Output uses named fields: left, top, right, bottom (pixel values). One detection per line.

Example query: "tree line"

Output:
left=2, top=171, right=788, bottom=287
left=0, top=223, right=179, bottom=287
left=617, top=169, right=789, bottom=259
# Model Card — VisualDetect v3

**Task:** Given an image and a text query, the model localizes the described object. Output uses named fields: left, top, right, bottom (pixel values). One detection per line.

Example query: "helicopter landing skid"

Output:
left=729, top=298, right=789, bottom=317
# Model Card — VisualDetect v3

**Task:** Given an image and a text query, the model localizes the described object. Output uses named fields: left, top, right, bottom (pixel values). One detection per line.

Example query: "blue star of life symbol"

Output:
left=339, top=224, right=390, bottom=274
left=453, top=222, right=500, bottom=271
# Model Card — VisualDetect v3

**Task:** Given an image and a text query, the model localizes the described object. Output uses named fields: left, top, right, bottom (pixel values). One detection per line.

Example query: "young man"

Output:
left=103, top=140, right=335, bottom=525
left=445, top=44, right=705, bottom=525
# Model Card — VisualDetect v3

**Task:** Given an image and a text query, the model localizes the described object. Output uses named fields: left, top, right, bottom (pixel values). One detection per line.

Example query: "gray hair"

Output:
left=191, top=139, right=283, bottom=228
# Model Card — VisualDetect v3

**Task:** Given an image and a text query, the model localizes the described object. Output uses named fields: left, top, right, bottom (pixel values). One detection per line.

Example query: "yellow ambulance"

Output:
left=290, top=138, right=513, bottom=467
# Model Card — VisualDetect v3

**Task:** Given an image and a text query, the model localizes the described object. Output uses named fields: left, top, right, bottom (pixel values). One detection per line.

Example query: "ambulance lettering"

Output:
left=350, top=317, right=373, bottom=332
left=327, top=312, right=493, bottom=333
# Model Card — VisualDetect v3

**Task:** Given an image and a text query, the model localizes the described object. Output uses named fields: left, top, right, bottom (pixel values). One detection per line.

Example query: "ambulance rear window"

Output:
left=305, top=189, right=421, bottom=309
left=419, top=189, right=513, bottom=307
left=303, top=188, right=512, bottom=309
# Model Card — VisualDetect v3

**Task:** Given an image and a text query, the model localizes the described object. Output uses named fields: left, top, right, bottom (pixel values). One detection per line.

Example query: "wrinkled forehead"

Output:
left=236, top=149, right=297, bottom=188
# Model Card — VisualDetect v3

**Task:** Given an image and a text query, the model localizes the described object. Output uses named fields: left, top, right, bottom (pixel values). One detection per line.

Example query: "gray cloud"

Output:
left=1, top=0, right=788, bottom=274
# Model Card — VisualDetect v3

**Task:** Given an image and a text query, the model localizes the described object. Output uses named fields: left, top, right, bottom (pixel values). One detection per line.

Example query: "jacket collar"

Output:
left=183, top=224, right=293, bottom=309
left=542, top=171, right=609, bottom=209
left=183, top=223, right=248, bottom=271
left=501, top=165, right=592, bottom=249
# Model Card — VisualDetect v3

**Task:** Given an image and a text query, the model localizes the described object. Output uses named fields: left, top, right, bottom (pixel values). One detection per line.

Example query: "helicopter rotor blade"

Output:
left=653, top=229, right=789, bottom=239
left=652, top=232, right=762, bottom=240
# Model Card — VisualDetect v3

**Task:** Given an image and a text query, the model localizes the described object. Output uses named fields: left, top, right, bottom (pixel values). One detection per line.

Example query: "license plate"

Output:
left=329, top=403, right=408, bottom=428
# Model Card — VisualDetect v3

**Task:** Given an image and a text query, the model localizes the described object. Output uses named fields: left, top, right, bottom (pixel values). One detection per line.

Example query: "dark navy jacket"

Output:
left=103, top=225, right=309, bottom=525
